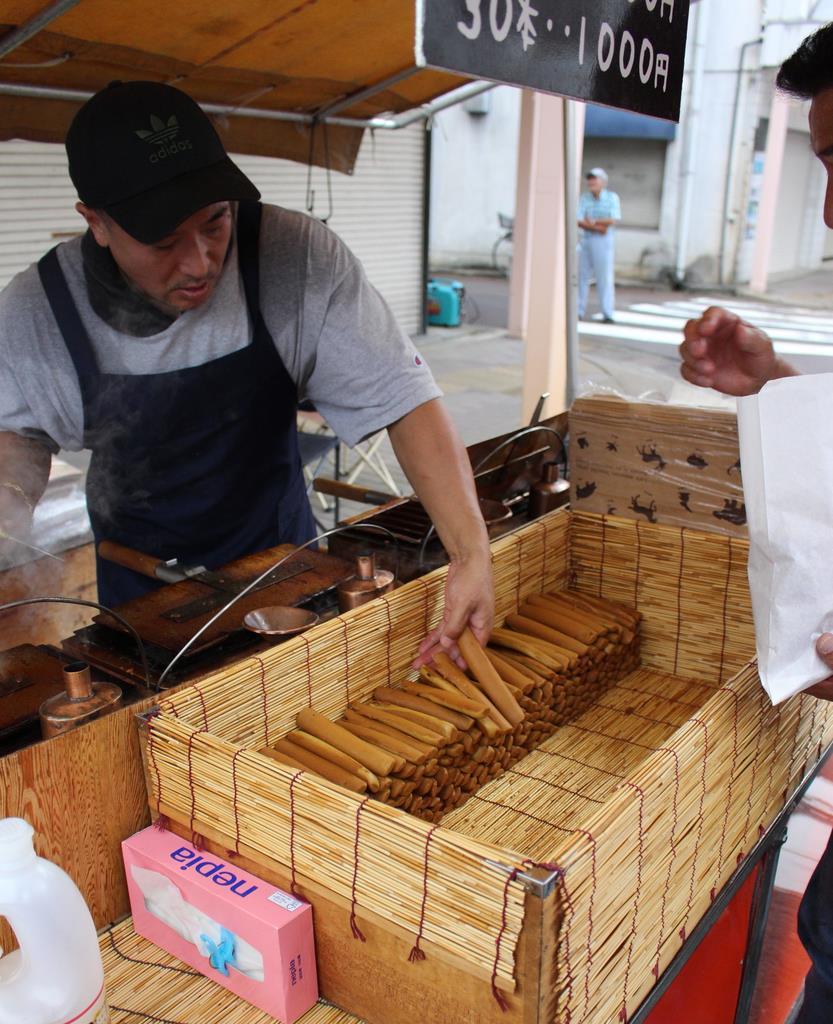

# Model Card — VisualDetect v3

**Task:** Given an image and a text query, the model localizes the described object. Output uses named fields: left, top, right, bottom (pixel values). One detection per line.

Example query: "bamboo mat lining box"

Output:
left=142, top=510, right=833, bottom=1023
left=569, top=395, right=745, bottom=538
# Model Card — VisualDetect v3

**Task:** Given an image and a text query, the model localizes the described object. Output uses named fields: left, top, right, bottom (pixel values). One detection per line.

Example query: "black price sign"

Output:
left=416, top=0, right=691, bottom=122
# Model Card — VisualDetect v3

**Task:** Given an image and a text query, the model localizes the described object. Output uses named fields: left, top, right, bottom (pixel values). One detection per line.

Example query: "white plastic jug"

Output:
left=0, top=818, right=110, bottom=1023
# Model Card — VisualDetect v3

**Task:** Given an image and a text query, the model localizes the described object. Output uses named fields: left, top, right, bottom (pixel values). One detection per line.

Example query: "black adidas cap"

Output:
left=66, top=80, right=260, bottom=244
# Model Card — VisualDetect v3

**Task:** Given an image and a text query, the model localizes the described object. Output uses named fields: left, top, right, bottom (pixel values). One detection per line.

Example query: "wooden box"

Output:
left=141, top=510, right=833, bottom=1023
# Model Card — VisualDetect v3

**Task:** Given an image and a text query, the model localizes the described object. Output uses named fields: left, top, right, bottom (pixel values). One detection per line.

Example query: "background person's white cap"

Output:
left=586, top=167, right=608, bottom=181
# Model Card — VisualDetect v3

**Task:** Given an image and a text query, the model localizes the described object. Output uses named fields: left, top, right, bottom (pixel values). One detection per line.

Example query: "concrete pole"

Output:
left=507, top=89, right=535, bottom=338
left=518, top=92, right=569, bottom=420
left=674, top=0, right=710, bottom=285
left=564, top=99, right=585, bottom=405
left=749, top=90, right=790, bottom=294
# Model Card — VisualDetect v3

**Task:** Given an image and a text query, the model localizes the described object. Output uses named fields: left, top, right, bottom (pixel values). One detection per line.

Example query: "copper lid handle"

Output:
left=356, top=553, right=377, bottom=580
left=62, top=661, right=94, bottom=700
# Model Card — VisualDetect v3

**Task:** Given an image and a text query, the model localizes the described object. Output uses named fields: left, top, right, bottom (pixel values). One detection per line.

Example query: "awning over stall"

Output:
left=0, top=0, right=466, bottom=171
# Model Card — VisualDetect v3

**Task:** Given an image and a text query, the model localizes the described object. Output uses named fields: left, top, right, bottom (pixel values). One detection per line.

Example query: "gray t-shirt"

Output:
left=0, top=203, right=439, bottom=453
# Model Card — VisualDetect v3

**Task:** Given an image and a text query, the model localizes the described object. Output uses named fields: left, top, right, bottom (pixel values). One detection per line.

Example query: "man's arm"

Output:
left=386, top=399, right=494, bottom=666
left=0, top=431, right=51, bottom=539
left=577, top=196, right=595, bottom=231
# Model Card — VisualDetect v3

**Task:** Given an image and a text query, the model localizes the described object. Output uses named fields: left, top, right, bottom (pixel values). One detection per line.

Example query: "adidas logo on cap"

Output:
left=135, top=114, right=193, bottom=163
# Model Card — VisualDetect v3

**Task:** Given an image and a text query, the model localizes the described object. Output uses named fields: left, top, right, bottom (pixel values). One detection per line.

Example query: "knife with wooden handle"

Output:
left=312, top=478, right=400, bottom=505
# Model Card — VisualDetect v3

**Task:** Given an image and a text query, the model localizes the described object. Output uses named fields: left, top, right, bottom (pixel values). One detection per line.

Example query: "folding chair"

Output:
left=297, top=406, right=341, bottom=530
left=340, top=431, right=402, bottom=497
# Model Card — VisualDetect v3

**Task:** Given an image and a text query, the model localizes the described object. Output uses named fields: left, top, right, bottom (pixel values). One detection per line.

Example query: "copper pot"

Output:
left=528, top=461, right=570, bottom=519
left=39, top=661, right=122, bottom=739
left=337, top=553, right=395, bottom=612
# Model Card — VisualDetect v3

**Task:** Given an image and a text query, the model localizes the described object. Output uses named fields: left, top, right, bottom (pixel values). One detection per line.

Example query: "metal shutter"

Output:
left=235, top=123, right=425, bottom=335
left=0, top=141, right=80, bottom=288
left=0, top=123, right=425, bottom=334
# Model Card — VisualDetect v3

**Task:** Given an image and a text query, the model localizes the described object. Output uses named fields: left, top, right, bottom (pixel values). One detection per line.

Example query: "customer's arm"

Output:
left=386, top=399, right=493, bottom=666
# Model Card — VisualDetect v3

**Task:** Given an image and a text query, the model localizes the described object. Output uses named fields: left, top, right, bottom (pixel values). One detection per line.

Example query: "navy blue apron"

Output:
left=37, top=201, right=316, bottom=607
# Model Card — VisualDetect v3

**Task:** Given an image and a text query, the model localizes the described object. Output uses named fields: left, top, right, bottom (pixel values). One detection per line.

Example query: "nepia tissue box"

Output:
left=123, top=827, right=317, bottom=1022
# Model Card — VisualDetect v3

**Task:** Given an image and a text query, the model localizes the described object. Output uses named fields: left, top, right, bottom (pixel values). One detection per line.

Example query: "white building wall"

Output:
left=428, top=2, right=831, bottom=287
left=0, top=123, right=425, bottom=334
left=621, top=3, right=768, bottom=285
left=429, top=86, right=521, bottom=269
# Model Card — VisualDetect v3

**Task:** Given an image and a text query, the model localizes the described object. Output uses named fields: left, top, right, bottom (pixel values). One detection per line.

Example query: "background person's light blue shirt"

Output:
left=578, top=189, right=622, bottom=237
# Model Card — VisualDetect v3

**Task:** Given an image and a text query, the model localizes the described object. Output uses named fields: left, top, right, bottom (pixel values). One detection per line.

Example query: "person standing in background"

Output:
left=577, top=168, right=621, bottom=324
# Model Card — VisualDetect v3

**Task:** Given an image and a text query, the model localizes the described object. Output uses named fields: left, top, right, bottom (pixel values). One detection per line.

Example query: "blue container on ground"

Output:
left=426, top=278, right=464, bottom=326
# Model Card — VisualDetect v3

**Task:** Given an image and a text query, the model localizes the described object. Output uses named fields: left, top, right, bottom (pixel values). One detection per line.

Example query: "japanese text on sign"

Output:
left=417, top=0, right=691, bottom=122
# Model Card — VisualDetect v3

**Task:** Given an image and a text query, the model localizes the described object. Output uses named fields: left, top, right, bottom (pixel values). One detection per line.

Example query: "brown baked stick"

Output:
left=561, top=590, right=641, bottom=629
left=488, top=647, right=549, bottom=686
left=484, top=648, right=535, bottom=692
left=296, top=707, right=403, bottom=776
left=261, top=740, right=368, bottom=793
left=458, top=628, right=524, bottom=726
left=400, top=681, right=488, bottom=719
left=525, top=594, right=615, bottom=642
left=348, top=703, right=445, bottom=745
left=504, top=614, right=582, bottom=661
left=340, top=715, right=429, bottom=763
left=374, top=703, right=457, bottom=742
left=490, top=627, right=570, bottom=672
left=515, top=605, right=589, bottom=654
left=431, top=652, right=511, bottom=734
left=521, top=596, right=603, bottom=643
left=551, top=591, right=639, bottom=642
left=288, top=730, right=381, bottom=791
left=374, top=685, right=474, bottom=730
left=418, top=666, right=460, bottom=694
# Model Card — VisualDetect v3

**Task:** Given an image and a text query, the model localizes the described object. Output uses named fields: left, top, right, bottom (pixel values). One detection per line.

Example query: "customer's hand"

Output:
left=807, top=634, right=833, bottom=701
left=679, top=306, right=783, bottom=396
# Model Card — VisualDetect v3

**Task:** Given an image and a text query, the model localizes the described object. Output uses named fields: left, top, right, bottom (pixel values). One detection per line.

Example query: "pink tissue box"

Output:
left=123, top=826, right=318, bottom=1023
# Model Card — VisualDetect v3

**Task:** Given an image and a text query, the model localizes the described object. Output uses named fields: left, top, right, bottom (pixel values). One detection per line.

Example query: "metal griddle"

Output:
left=86, top=543, right=354, bottom=657
left=0, top=644, right=68, bottom=739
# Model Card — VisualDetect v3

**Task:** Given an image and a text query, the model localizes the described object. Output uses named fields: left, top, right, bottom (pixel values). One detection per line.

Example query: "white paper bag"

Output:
left=738, top=373, right=833, bottom=703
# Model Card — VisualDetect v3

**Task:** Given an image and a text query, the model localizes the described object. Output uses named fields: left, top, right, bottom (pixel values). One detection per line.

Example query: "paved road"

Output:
left=457, top=274, right=833, bottom=406
left=580, top=294, right=833, bottom=377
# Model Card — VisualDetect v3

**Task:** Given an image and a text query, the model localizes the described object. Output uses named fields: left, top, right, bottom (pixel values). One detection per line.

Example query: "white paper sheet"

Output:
left=738, top=373, right=833, bottom=703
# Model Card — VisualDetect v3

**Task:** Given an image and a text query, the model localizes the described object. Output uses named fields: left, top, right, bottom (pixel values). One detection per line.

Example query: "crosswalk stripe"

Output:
left=630, top=297, right=833, bottom=324
left=612, top=307, right=833, bottom=343
left=578, top=319, right=833, bottom=358
left=629, top=301, right=833, bottom=332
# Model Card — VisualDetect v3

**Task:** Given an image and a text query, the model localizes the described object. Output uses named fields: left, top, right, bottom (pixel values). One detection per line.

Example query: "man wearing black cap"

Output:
left=0, top=81, right=493, bottom=658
